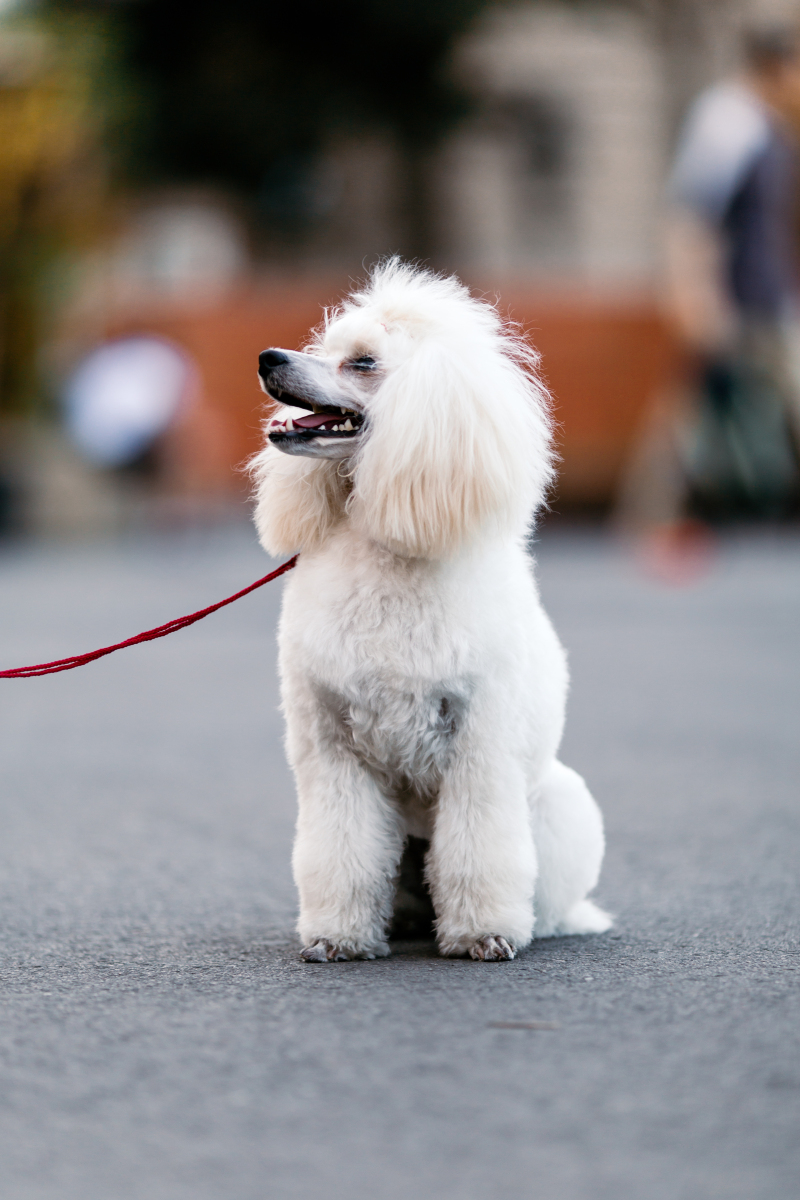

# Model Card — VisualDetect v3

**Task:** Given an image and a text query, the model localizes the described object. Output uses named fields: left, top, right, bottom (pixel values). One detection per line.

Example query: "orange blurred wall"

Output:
left=106, top=280, right=678, bottom=507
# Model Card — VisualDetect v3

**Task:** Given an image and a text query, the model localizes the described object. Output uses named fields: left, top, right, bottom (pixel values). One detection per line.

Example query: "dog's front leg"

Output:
left=291, top=748, right=404, bottom=962
left=427, top=732, right=536, bottom=961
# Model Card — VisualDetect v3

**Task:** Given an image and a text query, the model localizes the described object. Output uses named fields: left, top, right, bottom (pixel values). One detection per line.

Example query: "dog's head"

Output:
left=252, top=260, right=554, bottom=559
left=256, top=344, right=376, bottom=461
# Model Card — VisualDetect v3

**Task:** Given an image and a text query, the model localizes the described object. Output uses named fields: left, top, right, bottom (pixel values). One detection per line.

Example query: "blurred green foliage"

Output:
left=0, top=8, right=129, bottom=416
left=43, top=0, right=494, bottom=243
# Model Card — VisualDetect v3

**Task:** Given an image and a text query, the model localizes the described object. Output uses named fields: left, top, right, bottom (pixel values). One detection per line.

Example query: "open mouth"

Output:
left=265, top=387, right=365, bottom=443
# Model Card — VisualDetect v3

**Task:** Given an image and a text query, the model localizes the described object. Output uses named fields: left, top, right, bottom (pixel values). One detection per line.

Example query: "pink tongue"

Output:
left=292, top=412, right=340, bottom=430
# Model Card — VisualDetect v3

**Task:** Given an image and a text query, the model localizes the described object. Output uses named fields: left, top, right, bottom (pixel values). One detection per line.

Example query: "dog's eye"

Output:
left=347, top=356, right=377, bottom=371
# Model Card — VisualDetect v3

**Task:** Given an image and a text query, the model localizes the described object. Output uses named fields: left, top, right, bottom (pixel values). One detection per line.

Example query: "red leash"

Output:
left=0, top=555, right=298, bottom=679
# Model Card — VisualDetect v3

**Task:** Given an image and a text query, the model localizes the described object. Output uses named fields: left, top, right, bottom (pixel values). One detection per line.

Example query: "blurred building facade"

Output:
left=312, top=0, right=800, bottom=286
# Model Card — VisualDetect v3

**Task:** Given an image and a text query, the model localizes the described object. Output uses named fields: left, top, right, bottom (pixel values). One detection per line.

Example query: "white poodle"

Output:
left=251, top=260, right=611, bottom=962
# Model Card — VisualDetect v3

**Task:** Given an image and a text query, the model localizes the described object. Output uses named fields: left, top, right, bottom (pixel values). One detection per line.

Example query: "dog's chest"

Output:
left=284, top=554, right=481, bottom=790
left=291, top=560, right=471, bottom=683
left=316, top=678, right=466, bottom=797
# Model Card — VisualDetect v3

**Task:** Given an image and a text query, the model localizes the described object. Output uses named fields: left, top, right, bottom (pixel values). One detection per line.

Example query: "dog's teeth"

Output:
left=275, top=388, right=283, bottom=398
left=332, top=425, right=340, bottom=431
left=340, top=407, right=347, bottom=414
left=343, top=419, right=353, bottom=431
left=285, top=416, right=293, bottom=431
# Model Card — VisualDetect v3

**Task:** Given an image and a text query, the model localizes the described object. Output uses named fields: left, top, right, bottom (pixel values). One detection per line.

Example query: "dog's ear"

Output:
left=351, top=339, right=552, bottom=558
left=251, top=445, right=348, bottom=555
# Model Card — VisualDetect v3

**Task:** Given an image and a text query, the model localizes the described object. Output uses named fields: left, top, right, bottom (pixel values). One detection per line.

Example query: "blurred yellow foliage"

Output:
left=0, top=26, right=86, bottom=223
left=0, top=16, right=110, bottom=412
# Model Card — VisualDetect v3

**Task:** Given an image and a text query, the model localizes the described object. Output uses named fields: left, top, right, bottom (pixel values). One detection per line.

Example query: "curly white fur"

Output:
left=251, top=260, right=611, bottom=961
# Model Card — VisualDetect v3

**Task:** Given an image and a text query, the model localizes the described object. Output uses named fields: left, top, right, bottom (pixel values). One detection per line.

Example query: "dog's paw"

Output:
left=467, top=935, right=516, bottom=961
left=300, top=939, right=350, bottom=962
left=299, top=939, right=387, bottom=963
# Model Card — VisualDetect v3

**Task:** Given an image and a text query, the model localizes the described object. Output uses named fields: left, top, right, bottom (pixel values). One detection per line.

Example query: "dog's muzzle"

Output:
left=259, top=348, right=365, bottom=447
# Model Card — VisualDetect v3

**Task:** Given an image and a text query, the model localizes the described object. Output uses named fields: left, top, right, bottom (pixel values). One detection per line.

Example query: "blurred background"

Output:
left=1, top=0, right=800, bottom=541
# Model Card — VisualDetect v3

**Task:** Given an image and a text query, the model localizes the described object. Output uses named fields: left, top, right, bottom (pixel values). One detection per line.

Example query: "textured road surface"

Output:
left=0, top=524, right=798, bottom=1200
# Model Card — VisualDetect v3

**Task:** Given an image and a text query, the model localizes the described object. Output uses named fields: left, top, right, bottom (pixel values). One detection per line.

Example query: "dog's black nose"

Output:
left=259, top=349, right=290, bottom=374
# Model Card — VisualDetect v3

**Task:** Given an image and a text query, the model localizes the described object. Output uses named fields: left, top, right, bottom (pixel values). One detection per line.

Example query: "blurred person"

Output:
left=64, top=337, right=192, bottom=473
left=620, top=23, right=800, bottom=575
left=62, top=336, right=235, bottom=503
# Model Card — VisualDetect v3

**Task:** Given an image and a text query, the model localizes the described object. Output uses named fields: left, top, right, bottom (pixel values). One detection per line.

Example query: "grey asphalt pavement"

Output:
left=0, top=523, right=798, bottom=1200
